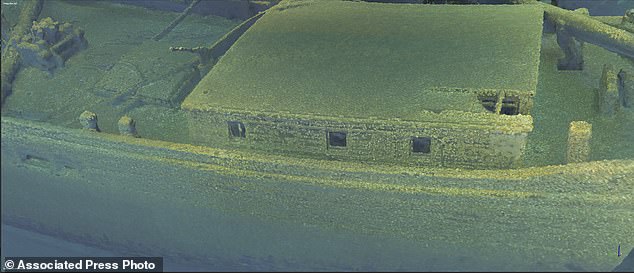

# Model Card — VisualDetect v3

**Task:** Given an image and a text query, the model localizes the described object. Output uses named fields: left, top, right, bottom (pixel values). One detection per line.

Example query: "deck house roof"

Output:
left=182, top=0, right=544, bottom=121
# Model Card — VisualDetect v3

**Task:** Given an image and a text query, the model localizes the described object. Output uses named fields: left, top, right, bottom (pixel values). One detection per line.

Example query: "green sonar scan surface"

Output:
left=183, top=1, right=543, bottom=119
left=1, top=0, right=633, bottom=272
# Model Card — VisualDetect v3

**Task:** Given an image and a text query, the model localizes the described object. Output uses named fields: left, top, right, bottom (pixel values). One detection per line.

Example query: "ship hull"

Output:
left=2, top=117, right=632, bottom=271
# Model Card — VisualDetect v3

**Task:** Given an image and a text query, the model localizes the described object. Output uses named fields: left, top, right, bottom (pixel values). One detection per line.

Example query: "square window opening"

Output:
left=412, top=137, right=431, bottom=154
left=328, top=131, right=347, bottom=147
left=228, top=121, right=246, bottom=138
left=500, top=96, right=520, bottom=115
left=478, top=95, right=498, bottom=113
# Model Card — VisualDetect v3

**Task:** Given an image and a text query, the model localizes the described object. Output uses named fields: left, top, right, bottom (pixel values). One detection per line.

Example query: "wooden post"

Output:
left=598, top=64, right=620, bottom=116
left=79, top=111, right=100, bottom=132
left=118, top=115, right=139, bottom=137
left=555, top=9, right=588, bottom=70
left=566, top=121, right=591, bottom=164
left=618, top=69, right=632, bottom=108
left=556, top=25, right=584, bottom=70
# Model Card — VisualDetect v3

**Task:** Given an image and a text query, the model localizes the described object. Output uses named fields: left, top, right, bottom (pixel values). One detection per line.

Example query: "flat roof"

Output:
left=182, top=0, right=543, bottom=120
